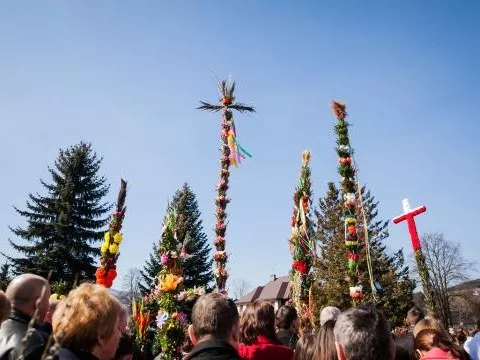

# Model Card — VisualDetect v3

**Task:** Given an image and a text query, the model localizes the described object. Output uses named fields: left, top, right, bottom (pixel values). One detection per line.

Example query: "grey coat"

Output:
left=0, top=310, right=46, bottom=360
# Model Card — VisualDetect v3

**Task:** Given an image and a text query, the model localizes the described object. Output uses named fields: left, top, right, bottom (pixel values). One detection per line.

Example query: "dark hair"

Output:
left=276, top=305, right=298, bottom=330
left=415, top=328, right=466, bottom=360
left=406, top=306, right=424, bottom=326
left=316, top=320, right=338, bottom=360
left=456, top=329, right=467, bottom=345
left=295, top=333, right=317, bottom=360
left=334, top=305, right=393, bottom=360
left=115, top=334, right=134, bottom=359
left=240, top=301, right=278, bottom=345
left=191, top=293, right=239, bottom=341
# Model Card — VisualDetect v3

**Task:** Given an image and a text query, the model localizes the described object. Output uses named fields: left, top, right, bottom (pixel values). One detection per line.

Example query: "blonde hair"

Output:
left=413, top=318, right=447, bottom=338
left=53, top=283, right=122, bottom=351
left=0, top=290, right=11, bottom=323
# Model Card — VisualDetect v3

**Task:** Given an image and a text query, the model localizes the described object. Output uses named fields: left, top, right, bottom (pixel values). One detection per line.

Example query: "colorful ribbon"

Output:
left=227, top=121, right=252, bottom=167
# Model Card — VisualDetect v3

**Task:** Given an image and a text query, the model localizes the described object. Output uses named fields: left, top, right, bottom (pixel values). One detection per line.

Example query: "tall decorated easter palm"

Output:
left=289, top=150, right=317, bottom=331
left=198, top=79, right=254, bottom=293
left=332, top=101, right=363, bottom=305
left=96, top=179, right=127, bottom=288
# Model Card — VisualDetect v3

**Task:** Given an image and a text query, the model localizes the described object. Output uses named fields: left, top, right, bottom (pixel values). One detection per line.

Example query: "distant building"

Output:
left=235, top=275, right=290, bottom=314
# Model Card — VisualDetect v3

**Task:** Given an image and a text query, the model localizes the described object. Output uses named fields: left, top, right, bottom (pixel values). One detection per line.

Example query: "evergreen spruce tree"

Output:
left=0, top=263, right=11, bottom=290
left=140, top=183, right=213, bottom=294
left=313, top=182, right=415, bottom=326
left=4, top=142, right=110, bottom=287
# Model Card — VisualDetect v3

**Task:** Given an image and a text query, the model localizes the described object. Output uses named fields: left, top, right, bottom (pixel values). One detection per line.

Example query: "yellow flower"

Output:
left=104, top=232, right=111, bottom=242
left=101, top=242, right=109, bottom=254
left=109, top=243, right=119, bottom=254
left=50, top=293, right=66, bottom=300
left=160, top=274, right=183, bottom=292
left=113, top=233, right=123, bottom=244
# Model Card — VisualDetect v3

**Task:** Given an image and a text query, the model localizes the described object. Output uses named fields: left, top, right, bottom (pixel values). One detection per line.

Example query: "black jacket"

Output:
left=185, top=339, right=241, bottom=360
left=276, top=329, right=298, bottom=349
left=56, top=348, right=99, bottom=360
left=0, top=310, right=47, bottom=360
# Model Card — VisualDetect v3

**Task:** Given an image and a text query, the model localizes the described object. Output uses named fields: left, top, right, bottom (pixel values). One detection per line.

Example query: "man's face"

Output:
left=229, top=320, right=240, bottom=349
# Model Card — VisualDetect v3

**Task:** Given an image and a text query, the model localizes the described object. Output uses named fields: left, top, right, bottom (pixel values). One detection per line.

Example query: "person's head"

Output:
left=188, top=293, right=239, bottom=348
left=53, top=283, right=123, bottom=360
left=316, top=320, right=338, bottom=360
left=456, top=328, right=467, bottom=344
left=114, top=333, right=134, bottom=360
left=425, top=311, right=440, bottom=321
left=334, top=305, right=394, bottom=360
left=118, top=306, right=129, bottom=334
left=406, top=307, right=424, bottom=327
left=476, top=319, right=480, bottom=331
left=0, top=290, right=11, bottom=323
left=239, top=300, right=277, bottom=345
left=320, top=307, right=341, bottom=327
left=295, top=332, right=317, bottom=360
left=5, top=273, right=50, bottom=321
left=414, top=328, right=462, bottom=359
left=413, top=318, right=447, bottom=338
left=44, top=298, right=59, bottom=325
left=276, top=305, right=298, bottom=332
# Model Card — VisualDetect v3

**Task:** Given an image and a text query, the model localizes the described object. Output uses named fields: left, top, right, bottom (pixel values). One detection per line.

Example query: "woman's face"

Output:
left=98, top=315, right=122, bottom=360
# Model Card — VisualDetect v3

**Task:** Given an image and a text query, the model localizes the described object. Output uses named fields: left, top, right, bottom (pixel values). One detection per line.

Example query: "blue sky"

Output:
left=0, top=1, right=479, bottom=292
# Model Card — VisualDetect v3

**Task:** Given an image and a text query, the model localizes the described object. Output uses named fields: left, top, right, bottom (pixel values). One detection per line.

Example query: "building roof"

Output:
left=236, top=275, right=290, bottom=305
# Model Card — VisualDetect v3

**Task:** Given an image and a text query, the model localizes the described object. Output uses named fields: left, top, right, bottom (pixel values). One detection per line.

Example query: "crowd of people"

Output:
left=0, top=273, right=479, bottom=360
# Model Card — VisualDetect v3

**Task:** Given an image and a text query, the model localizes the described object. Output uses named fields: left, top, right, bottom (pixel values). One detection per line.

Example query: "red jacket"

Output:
left=238, top=336, right=294, bottom=360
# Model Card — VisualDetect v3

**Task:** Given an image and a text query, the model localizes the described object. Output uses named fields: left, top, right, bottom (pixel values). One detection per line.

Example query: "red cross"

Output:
left=392, top=199, right=426, bottom=251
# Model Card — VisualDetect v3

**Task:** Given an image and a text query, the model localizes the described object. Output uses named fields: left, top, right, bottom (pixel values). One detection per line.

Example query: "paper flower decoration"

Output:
left=113, top=233, right=123, bottom=244
left=50, top=294, right=66, bottom=301
left=109, top=243, right=119, bottom=254
left=156, top=310, right=169, bottom=329
left=172, top=312, right=187, bottom=324
left=338, top=145, right=351, bottom=154
left=95, top=267, right=117, bottom=288
left=160, top=274, right=183, bottom=292
left=214, top=251, right=228, bottom=261
left=349, top=285, right=364, bottom=299
left=160, top=254, right=169, bottom=265
left=100, top=242, right=109, bottom=254
left=292, top=260, right=309, bottom=274
left=214, top=267, right=228, bottom=278
left=133, top=300, right=151, bottom=340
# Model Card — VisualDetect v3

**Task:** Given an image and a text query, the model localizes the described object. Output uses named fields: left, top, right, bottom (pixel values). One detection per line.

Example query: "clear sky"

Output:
left=1, top=1, right=479, bottom=292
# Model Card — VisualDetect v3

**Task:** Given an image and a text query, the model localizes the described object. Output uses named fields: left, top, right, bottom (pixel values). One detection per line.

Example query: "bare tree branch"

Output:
left=122, top=267, right=142, bottom=300
left=230, top=278, right=252, bottom=300
left=412, top=233, right=477, bottom=327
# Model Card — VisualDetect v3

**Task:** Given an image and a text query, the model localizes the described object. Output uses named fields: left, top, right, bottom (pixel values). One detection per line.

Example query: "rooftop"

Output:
left=236, top=275, right=290, bottom=305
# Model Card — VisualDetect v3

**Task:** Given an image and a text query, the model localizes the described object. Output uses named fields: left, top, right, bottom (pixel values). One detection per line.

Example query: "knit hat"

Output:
left=320, top=306, right=341, bottom=326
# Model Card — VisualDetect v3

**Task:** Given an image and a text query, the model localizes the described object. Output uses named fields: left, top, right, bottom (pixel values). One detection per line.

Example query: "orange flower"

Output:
left=134, top=300, right=151, bottom=340
left=160, top=274, right=183, bottom=292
